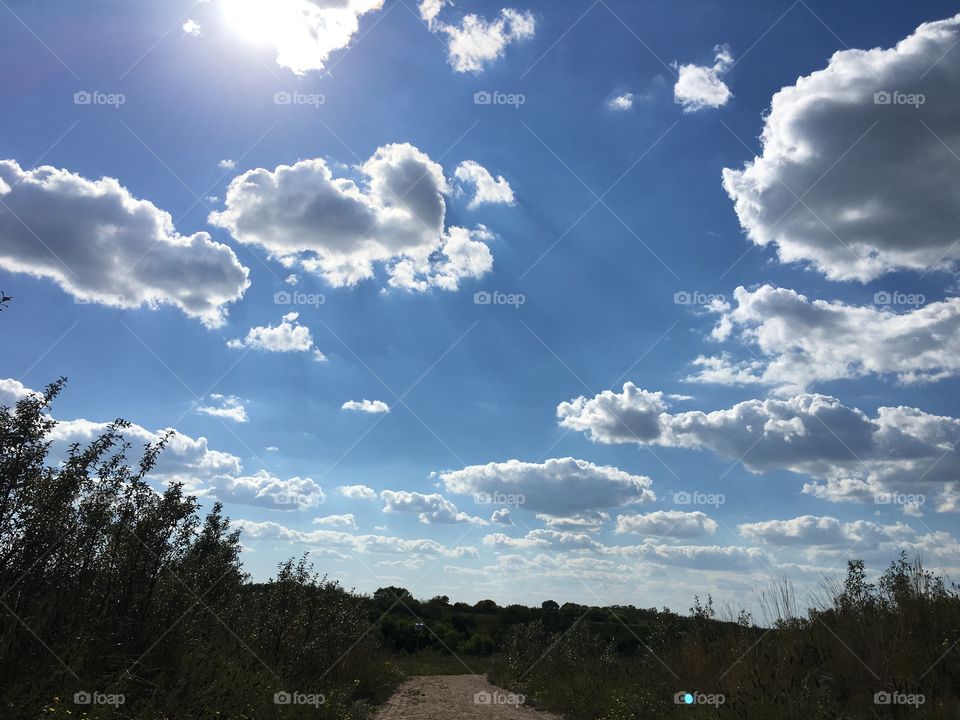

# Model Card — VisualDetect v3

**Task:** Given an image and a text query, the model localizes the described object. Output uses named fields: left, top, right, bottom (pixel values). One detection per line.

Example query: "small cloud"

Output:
left=437, top=8, right=535, bottom=74
left=182, top=19, right=202, bottom=37
left=195, top=394, right=248, bottom=423
left=338, top=484, right=377, bottom=500
left=607, top=93, right=634, bottom=111
left=265, top=446, right=280, bottom=452
left=454, top=160, right=515, bottom=209
left=219, top=159, right=237, bottom=170
left=228, top=312, right=325, bottom=356
left=285, top=273, right=300, bottom=286
left=312, top=513, right=358, bottom=529
left=342, top=399, right=390, bottom=414
left=674, top=45, right=733, bottom=112
left=491, top=508, right=513, bottom=525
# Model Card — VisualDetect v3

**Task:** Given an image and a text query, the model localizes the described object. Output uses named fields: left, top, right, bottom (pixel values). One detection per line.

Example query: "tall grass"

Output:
left=489, top=559, right=960, bottom=718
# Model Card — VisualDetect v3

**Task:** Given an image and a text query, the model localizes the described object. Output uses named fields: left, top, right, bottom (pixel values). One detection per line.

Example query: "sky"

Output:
left=2, top=0, right=960, bottom=617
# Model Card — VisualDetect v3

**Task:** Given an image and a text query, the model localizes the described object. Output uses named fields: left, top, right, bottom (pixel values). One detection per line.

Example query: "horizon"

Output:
left=3, top=0, right=960, bottom=621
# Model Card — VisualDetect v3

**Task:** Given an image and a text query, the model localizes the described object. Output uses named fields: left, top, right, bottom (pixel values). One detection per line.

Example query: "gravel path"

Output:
left=374, top=675, right=563, bottom=719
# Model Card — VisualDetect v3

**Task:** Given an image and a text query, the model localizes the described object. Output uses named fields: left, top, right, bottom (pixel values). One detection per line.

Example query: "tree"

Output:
left=541, top=600, right=559, bottom=611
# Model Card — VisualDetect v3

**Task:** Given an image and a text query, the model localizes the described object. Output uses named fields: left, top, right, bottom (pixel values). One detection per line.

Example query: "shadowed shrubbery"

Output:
left=0, top=380, right=400, bottom=719
left=488, top=560, right=960, bottom=719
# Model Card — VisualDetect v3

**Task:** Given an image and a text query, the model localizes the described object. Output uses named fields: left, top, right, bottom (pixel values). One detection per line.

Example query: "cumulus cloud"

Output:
left=312, top=513, right=358, bottom=529
left=616, top=510, right=718, bottom=539
left=195, top=394, right=248, bottom=423
left=723, top=14, right=960, bottom=280
left=674, top=45, right=733, bottom=112
left=535, top=512, right=609, bottom=532
left=491, top=508, right=513, bottom=525
left=209, top=144, right=497, bottom=292
left=221, top=0, right=384, bottom=75
left=380, top=490, right=486, bottom=524
left=182, top=19, right=202, bottom=37
left=235, top=518, right=479, bottom=558
left=441, top=457, right=655, bottom=516
left=437, top=8, right=535, bottom=73
left=558, top=384, right=960, bottom=511
left=341, top=399, right=390, bottom=414
left=227, top=312, right=325, bottom=357
left=338, top=484, right=377, bottom=499
left=737, top=515, right=913, bottom=548
left=0, top=160, right=248, bottom=327
left=204, top=470, right=325, bottom=510
left=689, top=286, right=960, bottom=393
left=454, top=161, right=515, bottom=209
left=0, top=378, right=33, bottom=406
left=607, top=93, right=634, bottom=111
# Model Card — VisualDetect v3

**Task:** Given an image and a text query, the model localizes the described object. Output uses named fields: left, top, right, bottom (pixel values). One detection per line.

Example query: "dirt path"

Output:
left=374, top=675, right=563, bottom=719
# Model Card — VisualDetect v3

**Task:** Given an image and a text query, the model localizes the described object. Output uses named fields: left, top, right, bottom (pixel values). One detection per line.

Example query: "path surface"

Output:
left=375, top=675, right=563, bottom=719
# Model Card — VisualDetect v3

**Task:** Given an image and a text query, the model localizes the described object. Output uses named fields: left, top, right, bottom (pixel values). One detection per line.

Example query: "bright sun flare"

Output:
left=221, top=0, right=294, bottom=44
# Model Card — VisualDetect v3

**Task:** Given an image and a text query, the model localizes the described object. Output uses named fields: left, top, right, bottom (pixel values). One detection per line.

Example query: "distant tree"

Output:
left=474, top=598, right=499, bottom=613
left=429, top=594, right=450, bottom=605
left=541, top=599, right=559, bottom=611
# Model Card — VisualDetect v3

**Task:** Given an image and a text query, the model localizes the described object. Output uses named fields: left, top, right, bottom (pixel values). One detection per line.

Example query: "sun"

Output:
left=221, top=0, right=294, bottom=45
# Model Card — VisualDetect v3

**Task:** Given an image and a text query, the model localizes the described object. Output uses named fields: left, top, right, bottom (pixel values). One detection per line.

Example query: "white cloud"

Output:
left=483, top=528, right=601, bottom=551
left=454, top=161, right=515, bottom=209
left=182, top=19, right=202, bottom=37
left=607, top=93, right=634, bottom=111
left=418, top=0, right=448, bottom=29
left=338, top=484, right=376, bottom=499
left=209, top=144, right=496, bottom=291
left=491, top=508, right=512, bottom=525
left=437, top=8, right=535, bottom=73
left=689, top=285, right=960, bottom=393
left=616, top=510, right=718, bottom=539
left=0, top=160, right=248, bottom=327
left=284, top=273, right=299, bottom=286
left=380, top=490, right=486, bottom=524
left=228, top=312, right=323, bottom=355
left=195, top=393, right=248, bottom=423
left=0, top=378, right=34, bottom=406
left=723, top=13, right=960, bottom=280
left=441, top=457, right=655, bottom=516
left=341, top=399, right=390, bottom=414
left=558, top=384, right=960, bottom=511
left=535, top=512, right=609, bottom=532
left=218, top=159, right=236, bottom=170
left=47, top=417, right=242, bottom=486
left=235, top=518, right=479, bottom=558
left=674, top=45, right=733, bottom=112
left=205, top=470, right=325, bottom=510
left=313, top=513, right=358, bottom=529
left=221, top=0, right=384, bottom=75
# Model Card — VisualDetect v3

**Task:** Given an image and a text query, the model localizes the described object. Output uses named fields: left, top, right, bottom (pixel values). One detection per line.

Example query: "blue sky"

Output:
left=3, top=0, right=960, bottom=614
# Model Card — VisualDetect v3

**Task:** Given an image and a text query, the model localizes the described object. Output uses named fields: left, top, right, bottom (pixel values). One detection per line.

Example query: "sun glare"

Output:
left=222, top=0, right=292, bottom=45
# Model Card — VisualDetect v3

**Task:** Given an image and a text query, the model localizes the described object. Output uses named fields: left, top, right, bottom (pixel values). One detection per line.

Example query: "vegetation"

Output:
left=487, top=560, right=960, bottom=719
left=0, top=381, right=400, bottom=719
left=2, top=373, right=957, bottom=718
